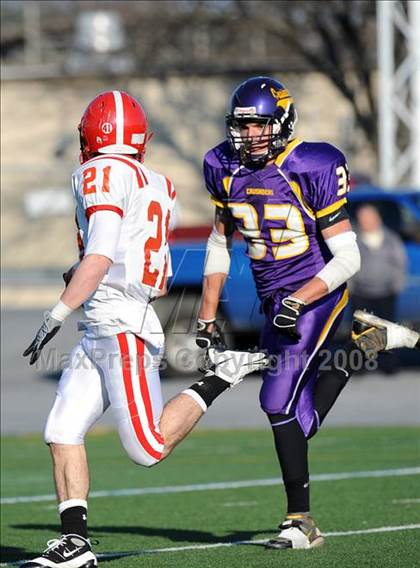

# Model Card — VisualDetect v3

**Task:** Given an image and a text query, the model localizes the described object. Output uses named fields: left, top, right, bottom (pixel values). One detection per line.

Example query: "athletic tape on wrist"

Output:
left=50, top=300, right=73, bottom=322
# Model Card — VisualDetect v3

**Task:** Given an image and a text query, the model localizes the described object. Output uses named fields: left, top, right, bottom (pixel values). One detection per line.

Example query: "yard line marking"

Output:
left=324, top=524, right=420, bottom=537
left=2, top=466, right=419, bottom=505
left=3, top=524, right=420, bottom=565
left=392, top=498, right=420, bottom=504
left=222, top=501, right=258, bottom=507
left=94, top=524, right=420, bottom=558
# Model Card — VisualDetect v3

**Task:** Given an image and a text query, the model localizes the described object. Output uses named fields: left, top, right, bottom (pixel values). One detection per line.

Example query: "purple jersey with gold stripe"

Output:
left=203, top=138, right=350, bottom=300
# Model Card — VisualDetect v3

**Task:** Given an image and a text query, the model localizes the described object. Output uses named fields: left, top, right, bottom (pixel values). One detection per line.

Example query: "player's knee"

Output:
left=307, top=422, right=319, bottom=440
left=267, top=412, right=292, bottom=426
left=117, top=413, right=165, bottom=467
left=126, top=448, right=162, bottom=468
left=44, top=415, right=85, bottom=445
left=120, top=438, right=163, bottom=468
left=44, top=428, right=85, bottom=446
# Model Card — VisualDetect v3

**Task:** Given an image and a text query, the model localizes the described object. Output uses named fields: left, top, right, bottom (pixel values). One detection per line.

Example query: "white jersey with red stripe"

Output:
left=72, top=154, right=176, bottom=347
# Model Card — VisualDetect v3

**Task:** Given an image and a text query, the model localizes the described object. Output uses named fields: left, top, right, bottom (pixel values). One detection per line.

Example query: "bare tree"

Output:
left=2, top=0, right=384, bottom=151
left=235, top=0, right=378, bottom=149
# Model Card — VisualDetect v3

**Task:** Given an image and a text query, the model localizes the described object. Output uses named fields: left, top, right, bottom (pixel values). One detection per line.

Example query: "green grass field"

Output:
left=1, top=427, right=420, bottom=567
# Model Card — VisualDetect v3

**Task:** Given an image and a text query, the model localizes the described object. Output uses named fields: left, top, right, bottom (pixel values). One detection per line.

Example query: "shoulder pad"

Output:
left=288, top=141, right=346, bottom=173
left=204, top=140, right=238, bottom=171
left=80, top=155, right=148, bottom=188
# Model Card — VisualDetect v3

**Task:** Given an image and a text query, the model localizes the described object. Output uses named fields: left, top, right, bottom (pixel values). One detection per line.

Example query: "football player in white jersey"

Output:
left=22, top=90, right=269, bottom=568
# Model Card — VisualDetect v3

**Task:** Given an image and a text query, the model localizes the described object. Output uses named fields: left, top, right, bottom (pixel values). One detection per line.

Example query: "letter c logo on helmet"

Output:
left=78, top=90, right=151, bottom=164
left=270, top=87, right=294, bottom=110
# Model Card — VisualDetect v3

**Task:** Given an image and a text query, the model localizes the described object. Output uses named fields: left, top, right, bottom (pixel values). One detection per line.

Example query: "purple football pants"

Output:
left=259, top=287, right=349, bottom=437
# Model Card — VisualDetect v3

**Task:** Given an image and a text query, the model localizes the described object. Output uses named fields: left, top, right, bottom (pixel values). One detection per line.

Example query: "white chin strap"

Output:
left=98, top=144, right=138, bottom=154
left=229, top=120, right=287, bottom=155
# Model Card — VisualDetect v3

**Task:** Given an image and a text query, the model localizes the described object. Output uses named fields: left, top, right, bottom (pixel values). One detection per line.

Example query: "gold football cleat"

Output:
left=265, top=514, right=325, bottom=550
left=352, top=310, right=420, bottom=359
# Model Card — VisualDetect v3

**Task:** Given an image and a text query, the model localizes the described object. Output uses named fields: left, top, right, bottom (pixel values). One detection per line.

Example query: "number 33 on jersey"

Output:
left=204, top=139, right=350, bottom=299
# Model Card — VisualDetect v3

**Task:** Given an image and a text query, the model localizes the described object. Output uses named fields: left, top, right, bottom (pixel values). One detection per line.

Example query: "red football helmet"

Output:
left=78, top=90, right=150, bottom=163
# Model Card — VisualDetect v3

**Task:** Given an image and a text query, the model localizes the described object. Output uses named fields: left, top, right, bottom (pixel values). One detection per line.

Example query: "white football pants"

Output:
left=44, top=333, right=165, bottom=466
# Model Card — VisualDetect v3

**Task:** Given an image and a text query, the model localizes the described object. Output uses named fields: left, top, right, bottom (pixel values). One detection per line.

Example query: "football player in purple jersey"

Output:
left=196, top=76, right=420, bottom=549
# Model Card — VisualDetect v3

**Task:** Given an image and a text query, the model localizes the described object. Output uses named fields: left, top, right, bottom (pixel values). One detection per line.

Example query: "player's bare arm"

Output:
left=199, top=206, right=234, bottom=320
left=23, top=202, right=122, bottom=366
left=23, top=253, right=113, bottom=365
left=62, top=262, right=79, bottom=287
left=196, top=206, right=234, bottom=348
left=61, top=254, right=112, bottom=309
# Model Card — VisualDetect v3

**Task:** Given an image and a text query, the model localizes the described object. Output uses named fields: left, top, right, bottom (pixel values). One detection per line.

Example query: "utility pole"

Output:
left=377, top=0, right=420, bottom=189
left=23, top=1, right=42, bottom=66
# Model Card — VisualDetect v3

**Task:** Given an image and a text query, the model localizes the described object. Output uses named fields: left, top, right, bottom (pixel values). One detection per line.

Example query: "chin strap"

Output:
left=240, top=141, right=288, bottom=167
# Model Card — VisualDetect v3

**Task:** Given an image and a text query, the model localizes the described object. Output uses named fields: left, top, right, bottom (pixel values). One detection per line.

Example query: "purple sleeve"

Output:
left=203, top=156, right=227, bottom=208
left=309, top=152, right=350, bottom=220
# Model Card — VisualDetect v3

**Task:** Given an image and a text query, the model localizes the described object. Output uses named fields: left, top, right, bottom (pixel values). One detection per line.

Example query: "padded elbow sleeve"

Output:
left=316, top=231, right=361, bottom=292
left=203, top=227, right=231, bottom=276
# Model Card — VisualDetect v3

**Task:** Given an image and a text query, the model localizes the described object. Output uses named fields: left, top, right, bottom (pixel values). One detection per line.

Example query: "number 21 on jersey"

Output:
left=82, top=166, right=111, bottom=195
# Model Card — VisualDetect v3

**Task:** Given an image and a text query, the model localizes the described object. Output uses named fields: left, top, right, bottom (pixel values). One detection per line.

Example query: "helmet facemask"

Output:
left=226, top=97, right=298, bottom=167
left=78, top=123, right=91, bottom=164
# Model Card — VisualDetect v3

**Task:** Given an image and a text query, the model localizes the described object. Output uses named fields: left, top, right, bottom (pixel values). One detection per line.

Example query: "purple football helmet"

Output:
left=226, top=76, right=298, bottom=166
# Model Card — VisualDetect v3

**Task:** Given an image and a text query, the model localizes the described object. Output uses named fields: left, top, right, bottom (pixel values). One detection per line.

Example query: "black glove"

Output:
left=272, top=296, right=305, bottom=341
left=196, top=319, right=227, bottom=349
left=23, top=312, right=62, bottom=365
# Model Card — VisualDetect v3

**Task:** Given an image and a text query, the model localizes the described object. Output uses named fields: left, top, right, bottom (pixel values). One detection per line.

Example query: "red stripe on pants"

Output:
left=117, top=333, right=162, bottom=461
left=135, top=336, right=164, bottom=445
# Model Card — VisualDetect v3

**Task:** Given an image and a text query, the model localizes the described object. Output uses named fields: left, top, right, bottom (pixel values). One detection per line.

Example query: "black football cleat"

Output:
left=20, top=534, right=97, bottom=567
